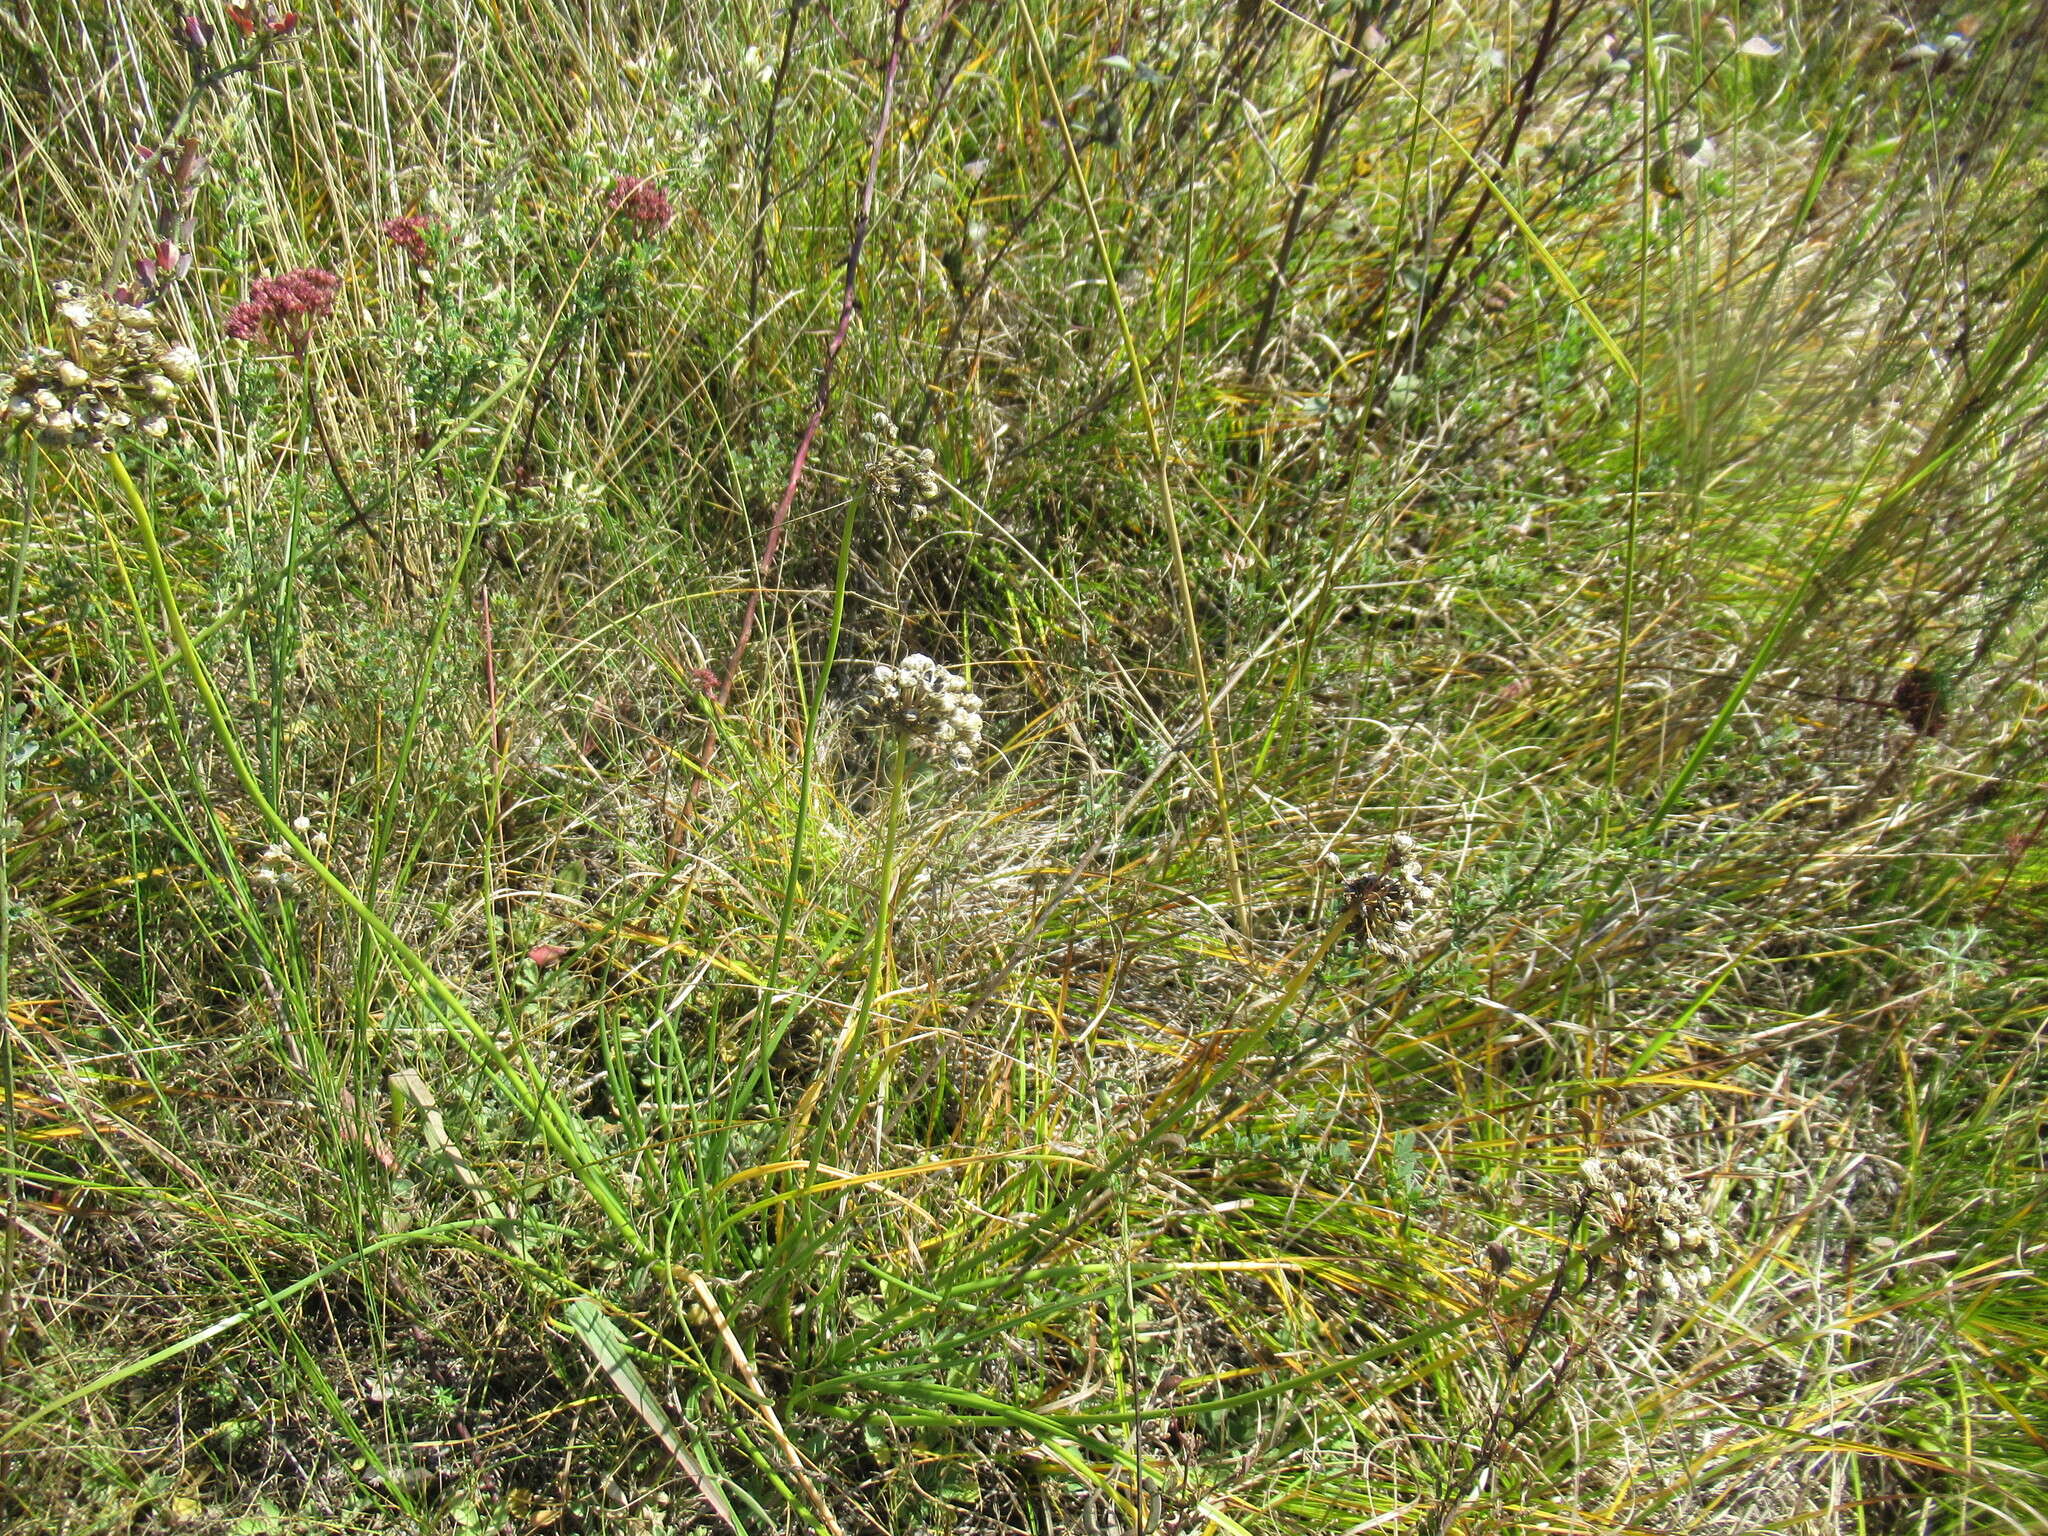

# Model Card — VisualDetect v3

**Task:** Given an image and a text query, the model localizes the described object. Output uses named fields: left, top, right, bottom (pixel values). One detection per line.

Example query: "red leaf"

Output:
left=528, top=944, right=570, bottom=969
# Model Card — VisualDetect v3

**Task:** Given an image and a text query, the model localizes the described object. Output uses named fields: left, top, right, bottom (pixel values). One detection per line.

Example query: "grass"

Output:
left=3, top=1, right=2047, bottom=1532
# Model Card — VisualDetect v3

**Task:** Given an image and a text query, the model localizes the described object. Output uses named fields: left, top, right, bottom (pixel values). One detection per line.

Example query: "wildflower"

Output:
left=859, top=412, right=942, bottom=513
left=227, top=4, right=300, bottom=38
left=3, top=282, right=197, bottom=450
left=250, top=840, right=299, bottom=891
left=605, top=175, right=675, bottom=234
left=381, top=214, right=434, bottom=265
left=224, top=267, right=340, bottom=354
left=1891, top=666, right=1947, bottom=736
left=856, top=653, right=984, bottom=772
left=1331, top=832, right=1437, bottom=957
left=1579, top=1148, right=1719, bottom=1301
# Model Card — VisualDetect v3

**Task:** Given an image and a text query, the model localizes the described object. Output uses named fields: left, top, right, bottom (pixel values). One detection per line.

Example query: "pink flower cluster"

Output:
left=606, top=175, right=675, bottom=234
left=381, top=215, right=434, bottom=265
left=224, top=267, right=340, bottom=352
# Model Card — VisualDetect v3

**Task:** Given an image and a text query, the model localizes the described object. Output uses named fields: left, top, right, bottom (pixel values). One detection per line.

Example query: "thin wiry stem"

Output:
left=0, top=442, right=33, bottom=1377
left=710, top=0, right=912, bottom=715
left=745, top=0, right=810, bottom=381
left=1023, top=0, right=1252, bottom=942
left=1603, top=0, right=1655, bottom=833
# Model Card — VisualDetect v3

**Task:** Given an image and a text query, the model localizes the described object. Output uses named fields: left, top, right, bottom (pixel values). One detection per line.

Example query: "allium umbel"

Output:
left=1332, top=833, right=1437, bottom=957
left=606, top=175, right=675, bottom=233
left=856, top=654, right=984, bottom=772
left=224, top=267, right=340, bottom=352
left=5, top=282, right=198, bottom=450
left=860, top=412, right=941, bottom=512
left=1580, top=1149, right=1719, bottom=1302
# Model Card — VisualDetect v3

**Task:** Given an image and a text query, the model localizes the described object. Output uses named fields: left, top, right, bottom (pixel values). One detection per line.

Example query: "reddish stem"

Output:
left=709, top=0, right=912, bottom=718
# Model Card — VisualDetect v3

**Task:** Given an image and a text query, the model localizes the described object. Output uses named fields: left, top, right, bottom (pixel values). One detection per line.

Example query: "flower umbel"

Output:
left=859, top=412, right=941, bottom=512
left=5, top=282, right=198, bottom=450
left=1332, top=832, right=1437, bottom=957
left=856, top=654, right=984, bottom=772
left=250, top=841, right=298, bottom=891
left=381, top=214, right=434, bottom=265
left=224, top=267, right=340, bottom=353
left=1580, top=1148, right=1719, bottom=1302
left=606, top=175, right=675, bottom=233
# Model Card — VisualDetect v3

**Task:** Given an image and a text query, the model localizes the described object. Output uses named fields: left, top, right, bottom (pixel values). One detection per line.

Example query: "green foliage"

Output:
left=3, top=3, right=2047, bottom=1535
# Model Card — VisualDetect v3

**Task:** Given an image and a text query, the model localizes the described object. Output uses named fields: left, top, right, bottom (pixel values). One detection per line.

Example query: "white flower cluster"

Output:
left=5, top=282, right=198, bottom=449
left=1581, top=1148, right=1719, bottom=1301
left=859, top=411, right=941, bottom=512
left=250, top=843, right=298, bottom=891
left=1337, top=832, right=1438, bottom=957
left=856, top=653, right=983, bottom=771
left=249, top=816, right=328, bottom=893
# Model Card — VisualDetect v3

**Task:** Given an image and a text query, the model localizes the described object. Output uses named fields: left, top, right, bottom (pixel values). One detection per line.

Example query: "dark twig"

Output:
left=1406, top=0, right=1583, bottom=361
left=1422, top=1195, right=1591, bottom=1536
left=705, top=0, right=914, bottom=719
left=1241, top=3, right=1378, bottom=381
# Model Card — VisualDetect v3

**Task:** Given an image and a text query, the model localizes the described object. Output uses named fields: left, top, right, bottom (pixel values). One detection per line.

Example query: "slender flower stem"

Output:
left=769, top=730, right=909, bottom=1329
left=789, top=729, right=908, bottom=1166
left=708, top=0, right=912, bottom=720
left=1604, top=0, right=1655, bottom=842
left=0, top=443, right=34, bottom=1373
left=764, top=492, right=860, bottom=1000
left=866, top=731, right=911, bottom=1060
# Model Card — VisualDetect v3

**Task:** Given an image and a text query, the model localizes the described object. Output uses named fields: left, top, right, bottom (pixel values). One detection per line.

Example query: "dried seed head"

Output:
left=860, top=412, right=944, bottom=513
left=1579, top=1147, right=1719, bottom=1301
left=1334, top=832, right=1439, bottom=957
left=4, top=283, right=202, bottom=450
left=856, top=652, right=985, bottom=771
left=250, top=838, right=301, bottom=893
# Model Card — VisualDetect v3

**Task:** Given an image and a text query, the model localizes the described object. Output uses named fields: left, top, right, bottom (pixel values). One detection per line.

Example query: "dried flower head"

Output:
left=224, top=267, right=340, bottom=353
left=250, top=840, right=299, bottom=892
left=859, top=412, right=942, bottom=512
left=1331, top=832, right=1437, bottom=957
left=1579, top=1148, right=1719, bottom=1301
left=4, top=282, right=198, bottom=450
left=856, top=653, right=984, bottom=772
left=381, top=214, right=434, bottom=265
left=1891, top=665, right=1947, bottom=736
left=606, top=175, right=675, bottom=234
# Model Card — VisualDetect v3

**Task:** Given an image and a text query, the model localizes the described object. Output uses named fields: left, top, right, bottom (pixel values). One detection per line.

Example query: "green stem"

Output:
left=1603, top=0, right=1656, bottom=840
left=822, top=730, right=909, bottom=1156
left=763, top=493, right=861, bottom=1000
left=769, top=730, right=909, bottom=1339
